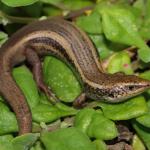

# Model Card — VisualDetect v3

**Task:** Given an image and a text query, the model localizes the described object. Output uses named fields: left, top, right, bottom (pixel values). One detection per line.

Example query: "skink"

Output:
left=0, top=18, right=150, bottom=135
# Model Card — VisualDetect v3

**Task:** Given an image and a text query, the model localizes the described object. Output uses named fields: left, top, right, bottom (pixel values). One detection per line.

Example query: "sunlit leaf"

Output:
left=1, top=0, right=39, bottom=7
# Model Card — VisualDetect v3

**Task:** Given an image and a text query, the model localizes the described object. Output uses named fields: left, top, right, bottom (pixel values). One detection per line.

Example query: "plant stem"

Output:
left=0, top=11, right=37, bottom=24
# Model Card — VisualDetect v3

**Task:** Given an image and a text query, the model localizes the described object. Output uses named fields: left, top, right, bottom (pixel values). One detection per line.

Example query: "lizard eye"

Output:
left=128, top=86, right=134, bottom=91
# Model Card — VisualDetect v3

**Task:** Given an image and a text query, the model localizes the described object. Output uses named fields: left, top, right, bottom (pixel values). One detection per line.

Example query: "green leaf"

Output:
left=99, top=5, right=150, bottom=62
left=30, top=141, right=44, bottom=150
left=107, top=51, right=133, bottom=75
left=74, top=108, right=118, bottom=140
left=140, top=70, right=150, bottom=81
left=40, top=0, right=62, bottom=5
left=12, top=133, right=39, bottom=150
left=13, top=66, right=40, bottom=108
left=76, top=11, right=102, bottom=34
left=140, top=19, right=150, bottom=40
left=87, top=111, right=118, bottom=140
left=139, top=70, right=150, bottom=94
left=139, top=0, right=150, bottom=40
left=132, top=134, right=146, bottom=150
left=136, top=100, right=150, bottom=128
left=32, top=103, right=77, bottom=123
left=22, top=3, right=43, bottom=17
left=43, top=6, right=62, bottom=16
left=55, top=102, right=78, bottom=116
left=41, top=127, right=96, bottom=150
left=0, top=31, right=8, bottom=47
left=74, top=108, right=95, bottom=133
left=1, top=0, right=39, bottom=7
left=32, top=103, right=60, bottom=123
left=43, top=56, right=81, bottom=102
left=0, top=102, right=18, bottom=135
left=92, top=140, right=107, bottom=150
left=89, top=34, right=112, bottom=59
left=0, top=135, right=14, bottom=150
left=100, top=96, right=148, bottom=120
left=132, top=120, right=150, bottom=150
left=145, top=0, right=150, bottom=19
left=133, top=0, right=145, bottom=12
left=62, top=0, right=93, bottom=10
left=138, top=47, right=150, bottom=63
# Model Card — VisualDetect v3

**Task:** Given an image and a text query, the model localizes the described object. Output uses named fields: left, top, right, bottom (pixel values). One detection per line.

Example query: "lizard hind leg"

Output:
left=25, top=48, right=59, bottom=104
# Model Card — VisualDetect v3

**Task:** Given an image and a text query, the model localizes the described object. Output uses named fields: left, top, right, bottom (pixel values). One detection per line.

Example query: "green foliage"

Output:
left=100, top=96, right=148, bottom=120
left=41, top=127, right=96, bottom=150
left=62, top=0, right=93, bottom=10
left=132, top=120, right=150, bottom=150
left=12, top=133, right=39, bottom=150
left=132, top=135, right=146, bottom=150
left=92, top=140, right=107, bottom=150
left=0, top=134, right=39, bottom=150
left=89, top=35, right=112, bottom=59
left=0, top=102, right=18, bottom=135
left=74, top=108, right=118, bottom=140
left=13, top=66, right=77, bottom=123
left=0, top=135, right=14, bottom=150
left=32, top=103, right=77, bottom=123
left=43, top=56, right=82, bottom=102
left=76, top=11, right=102, bottom=34
left=0, top=31, right=8, bottom=46
left=1, top=0, right=150, bottom=149
left=1, top=0, right=39, bottom=7
left=107, top=51, right=133, bottom=74
left=99, top=5, right=150, bottom=62
left=136, top=100, right=150, bottom=128
left=13, top=66, right=40, bottom=108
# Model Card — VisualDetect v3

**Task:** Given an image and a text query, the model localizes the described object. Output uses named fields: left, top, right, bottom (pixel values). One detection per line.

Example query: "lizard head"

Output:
left=104, top=73, right=150, bottom=102
left=85, top=72, right=150, bottom=103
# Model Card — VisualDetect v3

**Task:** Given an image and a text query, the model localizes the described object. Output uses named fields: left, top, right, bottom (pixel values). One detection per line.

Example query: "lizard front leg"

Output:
left=25, top=48, right=59, bottom=104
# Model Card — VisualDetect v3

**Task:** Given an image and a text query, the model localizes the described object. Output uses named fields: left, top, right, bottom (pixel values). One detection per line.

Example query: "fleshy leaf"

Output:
left=132, top=120, right=150, bottom=150
left=140, top=19, right=150, bottom=40
left=40, top=0, right=62, bottom=5
left=62, top=0, right=93, bottom=10
left=89, top=34, right=112, bottom=59
left=32, top=103, right=60, bottom=123
left=0, top=135, right=14, bottom=150
left=107, top=51, right=133, bottom=75
left=99, top=5, right=150, bottom=62
left=140, top=70, right=150, bottom=94
left=1, top=0, right=39, bottom=7
left=92, top=140, right=107, bottom=150
left=43, top=56, right=81, bottom=102
left=74, top=108, right=118, bottom=140
left=100, top=96, right=148, bottom=120
left=41, top=127, right=96, bottom=150
left=12, top=133, right=39, bottom=150
left=32, top=102, right=77, bottom=123
left=0, top=31, right=8, bottom=47
left=74, top=108, right=95, bottom=133
left=87, top=111, right=118, bottom=140
left=139, top=0, right=150, bottom=40
left=0, top=102, right=18, bottom=135
left=13, top=66, right=40, bottom=109
left=30, top=141, right=44, bottom=150
left=76, top=11, right=102, bottom=34
left=132, top=134, right=146, bottom=150
left=136, top=100, right=150, bottom=128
